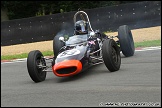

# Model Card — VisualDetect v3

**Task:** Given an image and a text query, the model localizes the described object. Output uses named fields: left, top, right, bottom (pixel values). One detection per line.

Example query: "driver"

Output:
left=75, top=20, right=88, bottom=35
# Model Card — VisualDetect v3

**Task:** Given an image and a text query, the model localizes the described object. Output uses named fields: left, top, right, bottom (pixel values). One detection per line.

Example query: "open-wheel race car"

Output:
left=27, top=11, right=135, bottom=83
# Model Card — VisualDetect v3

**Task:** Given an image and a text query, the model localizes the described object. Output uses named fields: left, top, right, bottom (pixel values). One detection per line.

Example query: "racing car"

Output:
left=27, top=11, right=135, bottom=83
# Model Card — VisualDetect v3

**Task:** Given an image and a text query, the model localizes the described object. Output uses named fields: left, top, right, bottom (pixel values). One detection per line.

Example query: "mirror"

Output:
left=59, top=37, right=65, bottom=42
left=90, top=31, right=96, bottom=37
left=59, top=35, right=69, bottom=42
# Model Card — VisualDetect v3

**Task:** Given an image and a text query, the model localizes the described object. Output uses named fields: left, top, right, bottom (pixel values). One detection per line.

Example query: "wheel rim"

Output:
left=36, top=56, right=46, bottom=74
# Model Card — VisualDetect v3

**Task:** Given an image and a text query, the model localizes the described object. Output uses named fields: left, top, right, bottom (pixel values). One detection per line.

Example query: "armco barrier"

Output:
left=1, top=1, right=161, bottom=46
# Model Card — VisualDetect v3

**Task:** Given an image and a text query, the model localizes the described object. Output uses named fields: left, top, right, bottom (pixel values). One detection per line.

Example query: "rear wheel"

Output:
left=118, top=25, right=135, bottom=57
left=53, top=35, right=65, bottom=65
left=53, top=35, right=65, bottom=57
left=27, top=50, right=46, bottom=83
left=102, top=39, right=121, bottom=72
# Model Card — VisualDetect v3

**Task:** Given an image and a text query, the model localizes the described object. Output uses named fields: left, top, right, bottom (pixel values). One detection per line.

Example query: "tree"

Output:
left=1, top=1, right=9, bottom=21
left=1, top=1, right=140, bottom=21
left=1, top=1, right=41, bottom=20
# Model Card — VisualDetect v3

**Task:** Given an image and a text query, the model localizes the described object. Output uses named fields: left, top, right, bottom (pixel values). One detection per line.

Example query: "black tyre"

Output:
left=53, top=35, right=65, bottom=58
left=27, top=50, right=46, bottom=83
left=102, top=39, right=121, bottom=72
left=118, top=25, right=135, bottom=57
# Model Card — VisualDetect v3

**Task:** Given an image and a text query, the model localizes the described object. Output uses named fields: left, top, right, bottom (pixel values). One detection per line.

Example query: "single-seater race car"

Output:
left=27, top=11, right=135, bottom=83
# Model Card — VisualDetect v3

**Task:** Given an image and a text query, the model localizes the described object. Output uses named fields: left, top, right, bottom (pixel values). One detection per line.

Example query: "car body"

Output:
left=27, top=11, right=135, bottom=83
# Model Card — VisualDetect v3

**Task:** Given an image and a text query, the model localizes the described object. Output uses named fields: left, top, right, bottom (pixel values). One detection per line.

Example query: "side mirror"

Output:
left=59, top=37, right=65, bottom=42
left=90, top=31, right=96, bottom=37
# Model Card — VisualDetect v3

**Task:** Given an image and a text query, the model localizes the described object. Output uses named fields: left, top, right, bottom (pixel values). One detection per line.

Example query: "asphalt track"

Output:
left=1, top=47, right=161, bottom=107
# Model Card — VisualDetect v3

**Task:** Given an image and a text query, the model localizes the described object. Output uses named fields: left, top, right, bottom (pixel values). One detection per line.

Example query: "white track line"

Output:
left=1, top=60, right=27, bottom=64
left=135, top=46, right=161, bottom=52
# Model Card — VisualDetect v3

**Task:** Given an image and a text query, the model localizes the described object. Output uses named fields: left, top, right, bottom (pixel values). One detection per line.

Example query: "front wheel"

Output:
left=102, top=39, right=121, bottom=72
left=27, top=50, right=46, bottom=83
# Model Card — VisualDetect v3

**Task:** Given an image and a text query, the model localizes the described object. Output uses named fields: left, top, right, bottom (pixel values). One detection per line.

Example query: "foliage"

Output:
left=1, top=1, right=140, bottom=20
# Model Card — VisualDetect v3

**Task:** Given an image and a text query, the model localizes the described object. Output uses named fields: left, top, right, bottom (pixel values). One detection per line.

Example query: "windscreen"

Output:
left=66, top=34, right=88, bottom=45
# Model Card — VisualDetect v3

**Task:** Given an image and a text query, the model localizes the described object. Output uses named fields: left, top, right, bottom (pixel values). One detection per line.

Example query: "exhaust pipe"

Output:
left=52, top=60, right=82, bottom=77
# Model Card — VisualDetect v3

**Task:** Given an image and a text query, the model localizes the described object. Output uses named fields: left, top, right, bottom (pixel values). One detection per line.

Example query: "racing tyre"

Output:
left=102, top=39, right=121, bottom=72
left=53, top=35, right=65, bottom=58
left=118, top=25, right=135, bottom=57
left=27, top=50, right=46, bottom=83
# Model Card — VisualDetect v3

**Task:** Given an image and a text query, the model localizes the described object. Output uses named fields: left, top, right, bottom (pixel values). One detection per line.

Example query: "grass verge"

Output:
left=134, top=40, right=161, bottom=48
left=1, top=40, right=161, bottom=60
left=1, top=51, right=54, bottom=60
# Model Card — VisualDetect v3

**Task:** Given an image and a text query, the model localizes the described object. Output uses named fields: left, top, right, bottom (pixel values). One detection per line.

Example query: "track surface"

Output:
left=1, top=48, right=161, bottom=107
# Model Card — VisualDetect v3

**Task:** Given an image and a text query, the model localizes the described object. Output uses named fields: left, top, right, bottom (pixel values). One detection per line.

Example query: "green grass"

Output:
left=1, top=40, right=161, bottom=60
left=135, top=40, right=161, bottom=48
left=1, top=51, right=54, bottom=60
left=1, top=53, right=29, bottom=60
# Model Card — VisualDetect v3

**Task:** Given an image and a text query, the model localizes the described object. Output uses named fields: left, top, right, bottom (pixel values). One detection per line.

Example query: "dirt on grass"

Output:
left=1, top=26, right=161, bottom=56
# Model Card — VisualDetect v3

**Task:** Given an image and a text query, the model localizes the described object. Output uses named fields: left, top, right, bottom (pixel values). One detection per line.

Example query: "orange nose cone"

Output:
left=52, top=60, right=82, bottom=77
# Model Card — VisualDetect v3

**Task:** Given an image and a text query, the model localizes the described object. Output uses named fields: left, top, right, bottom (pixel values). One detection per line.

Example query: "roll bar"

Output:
left=73, top=11, right=94, bottom=32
